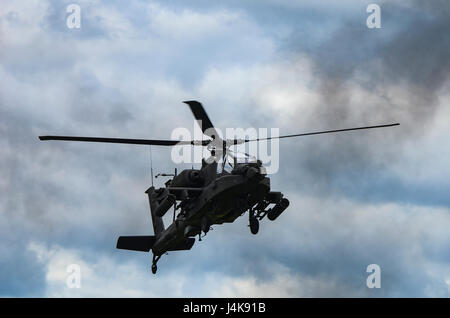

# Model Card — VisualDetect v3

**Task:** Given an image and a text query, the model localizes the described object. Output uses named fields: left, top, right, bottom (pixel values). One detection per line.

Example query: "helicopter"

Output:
left=39, top=101, right=399, bottom=274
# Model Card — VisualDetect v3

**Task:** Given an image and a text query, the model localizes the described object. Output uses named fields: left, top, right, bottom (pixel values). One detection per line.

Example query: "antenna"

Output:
left=150, top=146, right=154, bottom=187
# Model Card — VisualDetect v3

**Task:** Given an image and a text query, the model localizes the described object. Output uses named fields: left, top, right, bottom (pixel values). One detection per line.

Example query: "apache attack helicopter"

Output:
left=39, top=101, right=399, bottom=274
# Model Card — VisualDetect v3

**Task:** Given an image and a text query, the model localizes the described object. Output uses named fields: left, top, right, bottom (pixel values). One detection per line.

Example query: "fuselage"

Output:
left=151, top=163, right=269, bottom=255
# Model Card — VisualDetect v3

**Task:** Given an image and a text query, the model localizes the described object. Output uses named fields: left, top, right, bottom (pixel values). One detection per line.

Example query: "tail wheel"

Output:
left=249, top=216, right=259, bottom=235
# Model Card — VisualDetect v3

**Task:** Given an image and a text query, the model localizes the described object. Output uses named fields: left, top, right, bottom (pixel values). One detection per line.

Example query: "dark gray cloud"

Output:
left=268, top=2, right=450, bottom=206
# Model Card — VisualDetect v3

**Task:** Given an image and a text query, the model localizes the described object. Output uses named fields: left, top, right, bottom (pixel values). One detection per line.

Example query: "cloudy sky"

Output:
left=1, top=0, right=450, bottom=297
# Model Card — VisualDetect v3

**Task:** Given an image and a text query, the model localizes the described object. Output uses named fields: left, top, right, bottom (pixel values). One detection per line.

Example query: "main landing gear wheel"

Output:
left=249, top=211, right=259, bottom=235
left=250, top=217, right=259, bottom=234
left=151, top=264, right=157, bottom=274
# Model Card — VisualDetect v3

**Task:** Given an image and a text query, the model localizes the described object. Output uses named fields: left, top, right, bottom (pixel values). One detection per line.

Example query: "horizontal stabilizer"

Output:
left=168, top=238, right=195, bottom=251
left=116, top=235, right=156, bottom=252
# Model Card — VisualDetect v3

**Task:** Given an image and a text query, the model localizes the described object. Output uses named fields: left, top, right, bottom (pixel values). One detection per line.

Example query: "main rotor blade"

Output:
left=183, top=100, right=219, bottom=139
left=38, top=136, right=193, bottom=146
left=244, top=123, right=400, bottom=142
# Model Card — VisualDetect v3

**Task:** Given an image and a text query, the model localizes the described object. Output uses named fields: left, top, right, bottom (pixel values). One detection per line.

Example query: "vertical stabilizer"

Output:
left=145, top=186, right=165, bottom=236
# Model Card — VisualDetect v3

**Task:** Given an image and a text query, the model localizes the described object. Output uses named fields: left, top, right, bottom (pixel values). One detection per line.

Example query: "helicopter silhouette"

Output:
left=39, top=101, right=399, bottom=274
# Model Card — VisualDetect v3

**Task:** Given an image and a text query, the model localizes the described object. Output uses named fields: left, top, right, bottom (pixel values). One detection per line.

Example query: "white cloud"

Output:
left=209, top=264, right=350, bottom=298
left=0, top=0, right=49, bottom=47
left=26, top=241, right=351, bottom=297
left=27, top=242, right=188, bottom=297
left=196, top=57, right=319, bottom=126
left=147, top=4, right=241, bottom=40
